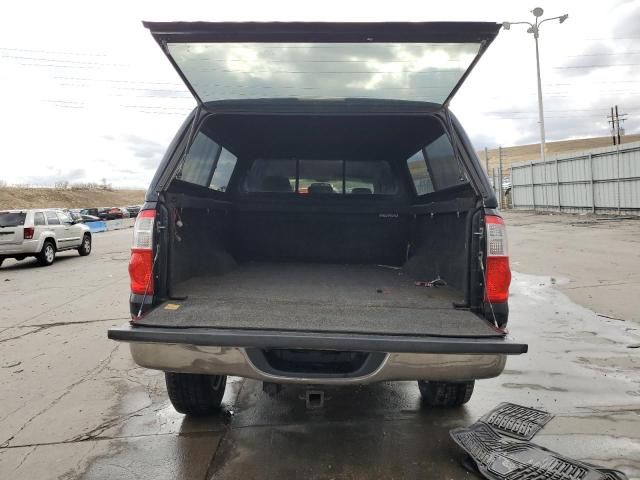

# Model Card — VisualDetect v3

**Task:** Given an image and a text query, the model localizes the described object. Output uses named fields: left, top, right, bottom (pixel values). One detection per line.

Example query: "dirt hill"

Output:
left=478, top=133, right=640, bottom=174
left=0, top=187, right=146, bottom=210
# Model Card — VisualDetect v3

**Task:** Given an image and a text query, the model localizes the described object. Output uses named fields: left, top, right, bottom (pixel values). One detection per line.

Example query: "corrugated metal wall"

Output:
left=511, top=141, right=640, bottom=215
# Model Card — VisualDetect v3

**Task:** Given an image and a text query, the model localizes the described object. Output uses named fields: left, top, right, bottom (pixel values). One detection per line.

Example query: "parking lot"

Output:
left=0, top=212, right=639, bottom=479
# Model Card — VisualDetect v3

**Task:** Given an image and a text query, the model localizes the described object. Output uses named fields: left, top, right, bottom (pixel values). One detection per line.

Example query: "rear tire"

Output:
left=36, top=241, right=56, bottom=266
left=78, top=234, right=92, bottom=256
left=165, top=372, right=227, bottom=415
left=418, top=380, right=474, bottom=407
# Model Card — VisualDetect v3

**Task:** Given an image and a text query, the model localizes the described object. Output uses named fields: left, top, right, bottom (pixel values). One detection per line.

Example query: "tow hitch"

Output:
left=305, top=389, right=325, bottom=409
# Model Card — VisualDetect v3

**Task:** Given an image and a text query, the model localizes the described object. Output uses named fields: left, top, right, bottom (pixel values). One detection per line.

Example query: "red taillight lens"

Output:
left=23, top=227, right=34, bottom=239
left=484, top=215, right=511, bottom=303
left=129, top=210, right=155, bottom=295
left=129, top=249, right=154, bottom=295
left=485, top=256, right=511, bottom=303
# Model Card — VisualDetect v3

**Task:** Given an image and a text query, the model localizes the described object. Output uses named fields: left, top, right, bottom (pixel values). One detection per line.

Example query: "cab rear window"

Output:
left=0, top=212, right=26, bottom=227
left=243, top=159, right=398, bottom=195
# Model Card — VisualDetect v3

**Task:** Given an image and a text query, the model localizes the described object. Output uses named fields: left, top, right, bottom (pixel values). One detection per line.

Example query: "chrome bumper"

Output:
left=129, top=342, right=506, bottom=385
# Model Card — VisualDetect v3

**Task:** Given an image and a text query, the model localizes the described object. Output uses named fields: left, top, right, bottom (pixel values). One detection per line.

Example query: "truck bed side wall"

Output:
left=405, top=211, right=468, bottom=292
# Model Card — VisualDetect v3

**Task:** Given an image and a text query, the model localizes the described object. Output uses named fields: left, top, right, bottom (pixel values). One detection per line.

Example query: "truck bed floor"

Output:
left=136, top=263, right=502, bottom=338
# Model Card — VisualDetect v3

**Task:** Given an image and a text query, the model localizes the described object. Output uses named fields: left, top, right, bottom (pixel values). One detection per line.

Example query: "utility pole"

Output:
left=606, top=105, right=628, bottom=214
left=607, top=105, right=628, bottom=145
left=484, top=147, right=489, bottom=175
left=616, top=105, right=627, bottom=144
left=608, top=107, right=617, bottom=145
left=498, top=146, right=504, bottom=209
left=533, top=29, right=546, bottom=162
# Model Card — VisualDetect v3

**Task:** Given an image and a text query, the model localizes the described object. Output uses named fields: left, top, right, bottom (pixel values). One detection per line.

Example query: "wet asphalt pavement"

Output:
left=0, top=219, right=639, bottom=479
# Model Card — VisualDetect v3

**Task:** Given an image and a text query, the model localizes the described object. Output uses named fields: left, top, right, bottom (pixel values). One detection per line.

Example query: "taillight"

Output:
left=23, top=227, right=34, bottom=239
left=484, top=215, right=511, bottom=303
left=129, top=209, right=155, bottom=295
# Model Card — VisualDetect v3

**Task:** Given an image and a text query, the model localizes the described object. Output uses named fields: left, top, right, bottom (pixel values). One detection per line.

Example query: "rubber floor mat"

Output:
left=479, top=402, right=553, bottom=441
left=450, top=422, right=628, bottom=480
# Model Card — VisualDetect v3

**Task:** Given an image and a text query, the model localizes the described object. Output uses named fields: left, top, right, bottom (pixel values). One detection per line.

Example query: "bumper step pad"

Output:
left=450, top=404, right=628, bottom=480
left=479, top=402, right=554, bottom=441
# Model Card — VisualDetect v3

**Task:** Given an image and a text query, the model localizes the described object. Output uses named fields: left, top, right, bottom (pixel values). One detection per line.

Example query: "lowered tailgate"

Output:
left=109, top=323, right=526, bottom=355
left=110, top=263, right=527, bottom=354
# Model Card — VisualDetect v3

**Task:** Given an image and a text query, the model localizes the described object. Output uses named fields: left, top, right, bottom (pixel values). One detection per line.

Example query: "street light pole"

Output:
left=533, top=28, right=546, bottom=163
left=503, top=8, right=568, bottom=163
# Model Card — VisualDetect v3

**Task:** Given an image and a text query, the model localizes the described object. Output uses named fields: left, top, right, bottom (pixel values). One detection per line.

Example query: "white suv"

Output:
left=0, top=209, right=92, bottom=268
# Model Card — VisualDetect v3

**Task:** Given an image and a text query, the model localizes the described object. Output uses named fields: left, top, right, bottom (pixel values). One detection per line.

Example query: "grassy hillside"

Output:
left=0, top=187, right=146, bottom=210
left=478, top=133, right=640, bottom=174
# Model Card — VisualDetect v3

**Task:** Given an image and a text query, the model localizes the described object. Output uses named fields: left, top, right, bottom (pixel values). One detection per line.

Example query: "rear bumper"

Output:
left=129, top=342, right=506, bottom=384
left=109, top=324, right=526, bottom=384
left=0, top=240, right=40, bottom=256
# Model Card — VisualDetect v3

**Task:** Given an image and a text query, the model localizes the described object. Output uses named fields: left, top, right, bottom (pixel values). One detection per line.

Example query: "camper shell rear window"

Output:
left=242, top=159, right=398, bottom=195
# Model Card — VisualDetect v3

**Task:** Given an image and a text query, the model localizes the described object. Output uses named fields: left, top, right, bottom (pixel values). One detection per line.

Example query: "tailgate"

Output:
left=0, top=227, right=22, bottom=245
left=108, top=324, right=527, bottom=355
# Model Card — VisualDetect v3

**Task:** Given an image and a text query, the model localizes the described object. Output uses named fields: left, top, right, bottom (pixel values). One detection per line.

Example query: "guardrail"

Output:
left=87, top=221, right=107, bottom=233
left=88, top=218, right=135, bottom=233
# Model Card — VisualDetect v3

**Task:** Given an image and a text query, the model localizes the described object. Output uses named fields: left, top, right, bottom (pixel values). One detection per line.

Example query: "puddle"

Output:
left=497, top=271, right=640, bottom=411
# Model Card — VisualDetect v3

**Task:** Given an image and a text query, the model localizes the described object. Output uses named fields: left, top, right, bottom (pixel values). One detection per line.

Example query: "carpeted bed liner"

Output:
left=137, top=263, right=502, bottom=338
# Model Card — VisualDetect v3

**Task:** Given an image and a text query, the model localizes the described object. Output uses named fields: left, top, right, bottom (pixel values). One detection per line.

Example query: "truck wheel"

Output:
left=78, top=234, right=92, bottom=256
left=165, top=372, right=227, bottom=415
left=0, top=258, right=3, bottom=268
left=417, top=380, right=474, bottom=407
left=36, top=241, right=56, bottom=266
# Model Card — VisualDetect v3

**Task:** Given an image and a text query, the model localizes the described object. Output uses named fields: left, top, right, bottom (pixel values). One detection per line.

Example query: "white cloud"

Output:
left=1, top=0, right=638, bottom=187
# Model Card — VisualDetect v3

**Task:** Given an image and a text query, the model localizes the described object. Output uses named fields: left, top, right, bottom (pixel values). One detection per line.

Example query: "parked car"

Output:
left=80, top=207, right=110, bottom=219
left=502, top=177, right=512, bottom=196
left=109, top=21, right=526, bottom=416
left=0, top=209, right=92, bottom=267
left=80, top=214, right=102, bottom=223
left=103, top=207, right=129, bottom=219
left=125, top=205, right=141, bottom=218
left=62, top=209, right=83, bottom=223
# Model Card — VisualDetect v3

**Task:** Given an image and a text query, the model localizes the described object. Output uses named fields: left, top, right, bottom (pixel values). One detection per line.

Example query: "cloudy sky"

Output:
left=1, top=0, right=639, bottom=188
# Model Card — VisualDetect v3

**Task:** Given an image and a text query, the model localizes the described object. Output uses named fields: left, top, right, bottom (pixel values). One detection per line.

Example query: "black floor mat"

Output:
left=451, top=418, right=628, bottom=480
left=479, top=402, right=554, bottom=441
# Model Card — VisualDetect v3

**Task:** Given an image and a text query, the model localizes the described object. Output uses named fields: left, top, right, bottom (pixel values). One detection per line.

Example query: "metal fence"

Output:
left=510, top=141, right=640, bottom=215
left=491, top=166, right=507, bottom=209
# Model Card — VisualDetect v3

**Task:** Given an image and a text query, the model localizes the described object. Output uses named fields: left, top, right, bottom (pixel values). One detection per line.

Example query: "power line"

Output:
left=0, top=54, right=126, bottom=67
left=578, top=36, right=640, bottom=41
left=554, top=63, right=640, bottom=69
left=564, top=51, right=640, bottom=57
left=53, top=76, right=182, bottom=86
left=488, top=106, right=640, bottom=114
left=0, top=47, right=108, bottom=57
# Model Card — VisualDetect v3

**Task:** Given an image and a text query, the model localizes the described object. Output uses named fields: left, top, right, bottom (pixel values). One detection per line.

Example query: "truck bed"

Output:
left=136, top=263, right=502, bottom=338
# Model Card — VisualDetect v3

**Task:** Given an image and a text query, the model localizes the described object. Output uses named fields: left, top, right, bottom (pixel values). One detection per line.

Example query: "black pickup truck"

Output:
left=109, top=21, right=527, bottom=415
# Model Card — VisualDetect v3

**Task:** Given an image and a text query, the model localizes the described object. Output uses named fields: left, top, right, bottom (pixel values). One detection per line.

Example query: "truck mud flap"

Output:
left=108, top=324, right=528, bottom=355
left=450, top=404, right=628, bottom=480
